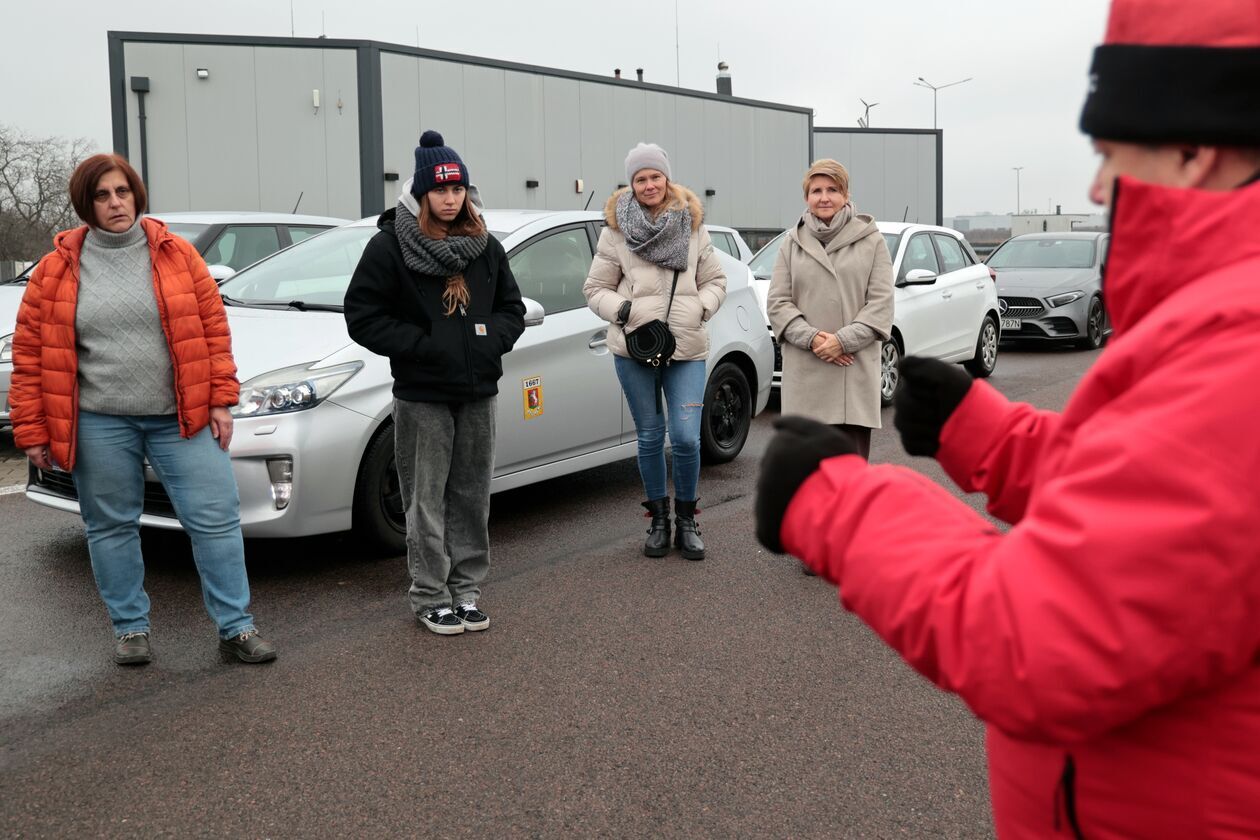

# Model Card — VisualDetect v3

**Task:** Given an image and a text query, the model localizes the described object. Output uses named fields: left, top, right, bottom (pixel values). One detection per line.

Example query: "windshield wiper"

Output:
left=286, top=300, right=343, bottom=312
left=220, top=293, right=245, bottom=306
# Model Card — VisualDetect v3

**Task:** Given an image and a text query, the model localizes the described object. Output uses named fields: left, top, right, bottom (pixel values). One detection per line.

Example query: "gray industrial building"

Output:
left=108, top=31, right=813, bottom=237
left=812, top=128, right=942, bottom=226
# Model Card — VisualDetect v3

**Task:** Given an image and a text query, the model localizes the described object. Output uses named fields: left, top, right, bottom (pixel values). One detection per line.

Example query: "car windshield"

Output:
left=218, top=225, right=373, bottom=308
left=748, top=232, right=785, bottom=279
left=988, top=238, right=1096, bottom=269
left=165, top=222, right=211, bottom=242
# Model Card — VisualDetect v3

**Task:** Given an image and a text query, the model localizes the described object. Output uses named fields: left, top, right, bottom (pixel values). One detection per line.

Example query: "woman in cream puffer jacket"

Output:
left=583, top=142, right=726, bottom=561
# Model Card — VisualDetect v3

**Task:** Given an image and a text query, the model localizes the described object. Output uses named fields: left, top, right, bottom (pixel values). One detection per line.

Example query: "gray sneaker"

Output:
left=113, top=632, right=152, bottom=666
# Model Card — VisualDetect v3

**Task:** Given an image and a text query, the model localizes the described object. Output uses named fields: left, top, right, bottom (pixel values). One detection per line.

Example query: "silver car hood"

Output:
left=225, top=307, right=354, bottom=381
left=994, top=268, right=1097, bottom=297
left=0, top=285, right=25, bottom=336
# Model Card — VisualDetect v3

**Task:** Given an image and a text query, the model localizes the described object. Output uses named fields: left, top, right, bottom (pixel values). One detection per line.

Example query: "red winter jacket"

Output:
left=10, top=218, right=240, bottom=472
left=782, top=177, right=1260, bottom=838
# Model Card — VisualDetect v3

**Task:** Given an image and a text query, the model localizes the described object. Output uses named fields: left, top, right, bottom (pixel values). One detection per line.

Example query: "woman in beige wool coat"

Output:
left=583, top=142, right=726, bottom=561
left=767, top=159, right=894, bottom=459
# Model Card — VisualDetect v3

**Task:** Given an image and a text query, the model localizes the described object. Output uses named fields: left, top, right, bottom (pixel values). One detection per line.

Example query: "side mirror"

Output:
left=207, top=264, right=236, bottom=284
left=901, top=268, right=938, bottom=285
left=522, top=296, right=545, bottom=327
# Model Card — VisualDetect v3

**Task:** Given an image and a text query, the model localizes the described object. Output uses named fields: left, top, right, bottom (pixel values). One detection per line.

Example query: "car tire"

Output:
left=1075, top=296, right=1106, bottom=350
left=700, top=361, right=752, bottom=465
left=880, top=339, right=902, bottom=407
left=353, top=422, right=407, bottom=556
left=964, top=315, right=999, bottom=378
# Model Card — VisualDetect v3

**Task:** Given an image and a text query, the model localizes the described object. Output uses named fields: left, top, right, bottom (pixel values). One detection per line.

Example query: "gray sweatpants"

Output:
left=392, top=396, right=496, bottom=614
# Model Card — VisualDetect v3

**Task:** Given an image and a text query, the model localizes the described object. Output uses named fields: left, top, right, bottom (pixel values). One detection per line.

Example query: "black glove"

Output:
left=616, top=300, right=632, bottom=325
left=755, top=416, right=857, bottom=554
left=893, top=356, right=973, bottom=457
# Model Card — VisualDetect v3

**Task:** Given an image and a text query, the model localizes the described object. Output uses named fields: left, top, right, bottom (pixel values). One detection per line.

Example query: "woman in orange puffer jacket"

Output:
left=10, top=154, right=276, bottom=666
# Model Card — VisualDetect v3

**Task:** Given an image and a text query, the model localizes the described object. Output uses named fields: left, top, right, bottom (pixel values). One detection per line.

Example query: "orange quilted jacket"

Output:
left=10, top=217, right=240, bottom=472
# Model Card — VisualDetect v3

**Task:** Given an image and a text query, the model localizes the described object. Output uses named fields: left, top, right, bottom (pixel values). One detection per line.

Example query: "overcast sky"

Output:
left=1, top=0, right=1110, bottom=218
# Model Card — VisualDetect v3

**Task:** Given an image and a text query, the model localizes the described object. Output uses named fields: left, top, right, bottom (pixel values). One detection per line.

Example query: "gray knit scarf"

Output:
left=802, top=203, right=855, bottom=246
left=394, top=201, right=488, bottom=278
left=614, top=189, right=692, bottom=271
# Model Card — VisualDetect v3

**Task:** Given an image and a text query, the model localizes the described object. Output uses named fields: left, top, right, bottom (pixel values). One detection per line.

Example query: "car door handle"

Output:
left=589, top=329, right=608, bottom=349
left=940, top=291, right=953, bottom=299
left=975, top=281, right=986, bottom=289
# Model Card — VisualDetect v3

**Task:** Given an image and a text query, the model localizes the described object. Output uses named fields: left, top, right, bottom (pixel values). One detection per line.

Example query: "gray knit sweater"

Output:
left=76, top=222, right=178, bottom=415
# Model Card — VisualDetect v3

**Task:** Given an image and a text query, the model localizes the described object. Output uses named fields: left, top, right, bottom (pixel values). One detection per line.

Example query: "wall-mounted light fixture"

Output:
left=575, top=179, right=584, bottom=193
left=617, top=183, right=628, bottom=189
left=383, top=170, right=399, bottom=182
left=525, top=179, right=539, bottom=189
left=195, top=68, right=209, bottom=80
left=704, top=189, right=717, bottom=197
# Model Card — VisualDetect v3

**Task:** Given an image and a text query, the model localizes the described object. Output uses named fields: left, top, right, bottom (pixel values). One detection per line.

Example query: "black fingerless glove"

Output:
left=616, top=300, right=632, bottom=325
left=893, top=356, right=974, bottom=457
left=755, top=416, right=857, bottom=554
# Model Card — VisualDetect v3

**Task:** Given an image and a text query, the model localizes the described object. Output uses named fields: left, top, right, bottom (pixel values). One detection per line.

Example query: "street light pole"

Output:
left=1012, top=166, right=1024, bottom=215
left=913, top=76, right=972, bottom=129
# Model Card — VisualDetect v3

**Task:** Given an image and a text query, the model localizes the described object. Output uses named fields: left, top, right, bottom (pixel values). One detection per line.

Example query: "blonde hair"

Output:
left=802, top=159, right=850, bottom=198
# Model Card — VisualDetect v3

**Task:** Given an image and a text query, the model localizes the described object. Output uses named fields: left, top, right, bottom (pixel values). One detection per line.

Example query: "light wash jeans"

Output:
left=71, top=411, right=256, bottom=640
left=613, top=356, right=706, bottom=502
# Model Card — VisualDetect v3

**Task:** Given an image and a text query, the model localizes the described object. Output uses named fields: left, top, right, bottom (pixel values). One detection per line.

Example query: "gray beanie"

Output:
left=624, top=142, right=672, bottom=183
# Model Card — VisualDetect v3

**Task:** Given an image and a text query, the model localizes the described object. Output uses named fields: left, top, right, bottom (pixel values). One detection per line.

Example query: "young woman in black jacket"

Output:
left=345, top=131, right=525, bottom=635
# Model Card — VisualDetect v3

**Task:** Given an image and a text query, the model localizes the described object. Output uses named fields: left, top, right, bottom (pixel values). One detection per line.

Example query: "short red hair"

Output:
left=68, top=154, right=148, bottom=224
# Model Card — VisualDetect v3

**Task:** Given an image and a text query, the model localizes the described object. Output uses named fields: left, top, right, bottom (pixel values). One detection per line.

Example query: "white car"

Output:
left=706, top=224, right=755, bottom=263
left=747, top=222, right=1000, bottom=403
left=25, top=212, right=774, bottom=553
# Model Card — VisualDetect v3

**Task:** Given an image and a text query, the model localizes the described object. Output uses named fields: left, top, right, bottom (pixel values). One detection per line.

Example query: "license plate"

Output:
left=1000, top=318, right=1021, bottom=331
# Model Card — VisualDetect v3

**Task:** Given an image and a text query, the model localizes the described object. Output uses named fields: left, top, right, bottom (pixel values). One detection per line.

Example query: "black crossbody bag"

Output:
left=624, top=269, right=680, bottom=411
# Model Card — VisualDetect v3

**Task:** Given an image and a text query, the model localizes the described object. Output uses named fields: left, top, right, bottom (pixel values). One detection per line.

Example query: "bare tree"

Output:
left=0, top=124, right=94, bottom=261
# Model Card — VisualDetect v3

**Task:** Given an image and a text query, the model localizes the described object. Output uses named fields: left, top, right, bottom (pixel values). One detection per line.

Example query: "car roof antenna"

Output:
left=902, top=205, right=909, bottom=222
left=583, top=190, right=595, bottom=211
left=292, top=191, right=304, bottom=214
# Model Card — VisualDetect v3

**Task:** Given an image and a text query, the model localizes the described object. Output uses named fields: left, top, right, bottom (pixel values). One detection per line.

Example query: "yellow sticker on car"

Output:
left=523, top=376, right=543, bottom=420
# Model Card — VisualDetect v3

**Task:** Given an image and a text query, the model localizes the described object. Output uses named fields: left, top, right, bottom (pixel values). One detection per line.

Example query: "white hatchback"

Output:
left=748, top=222, right=1001, bottom=404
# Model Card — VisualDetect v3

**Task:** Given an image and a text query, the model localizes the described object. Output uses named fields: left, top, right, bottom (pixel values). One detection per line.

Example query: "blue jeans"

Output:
left=614, top=356, right=705, bottom=502
left=71, top=411, right=255, bottom=640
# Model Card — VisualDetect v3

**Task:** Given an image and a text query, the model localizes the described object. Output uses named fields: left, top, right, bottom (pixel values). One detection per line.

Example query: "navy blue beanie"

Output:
left=411, top=130, right=470, bottom=198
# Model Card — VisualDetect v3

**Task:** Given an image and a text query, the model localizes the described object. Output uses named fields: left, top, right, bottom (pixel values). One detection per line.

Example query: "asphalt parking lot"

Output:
left=0, top=346, right=1096, bottom=838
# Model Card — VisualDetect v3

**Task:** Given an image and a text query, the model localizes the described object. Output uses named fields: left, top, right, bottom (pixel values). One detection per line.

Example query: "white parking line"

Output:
left=0, top=484, right=26, bottom=496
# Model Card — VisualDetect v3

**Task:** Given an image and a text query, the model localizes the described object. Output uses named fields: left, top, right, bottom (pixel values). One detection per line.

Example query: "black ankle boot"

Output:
left=673, top=499, right=705, bottom=560
left=641, top=498, right=671, bottom=557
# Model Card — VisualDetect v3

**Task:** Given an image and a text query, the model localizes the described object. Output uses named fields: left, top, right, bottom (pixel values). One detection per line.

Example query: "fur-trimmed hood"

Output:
left=603, top=183, right=704, bottom=232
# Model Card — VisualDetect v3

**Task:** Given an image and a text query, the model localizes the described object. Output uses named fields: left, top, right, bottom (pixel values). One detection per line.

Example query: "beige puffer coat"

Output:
left=583, top=184, right=727, bottom=361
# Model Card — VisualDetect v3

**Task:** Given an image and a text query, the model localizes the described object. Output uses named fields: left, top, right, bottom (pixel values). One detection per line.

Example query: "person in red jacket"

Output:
left=11, top=154, right=276, bottom=666
left=755, top=1, right=1260, bottom=836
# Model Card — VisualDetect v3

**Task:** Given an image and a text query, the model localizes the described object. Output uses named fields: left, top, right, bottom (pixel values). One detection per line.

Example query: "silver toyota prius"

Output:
left=25, top=211, right=774, bottom=554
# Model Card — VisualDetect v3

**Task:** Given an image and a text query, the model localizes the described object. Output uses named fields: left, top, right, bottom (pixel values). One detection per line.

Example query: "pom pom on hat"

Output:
left=412, top=129, right=470, bottom=198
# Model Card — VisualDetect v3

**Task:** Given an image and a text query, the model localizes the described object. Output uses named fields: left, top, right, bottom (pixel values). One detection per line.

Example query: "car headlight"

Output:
left=232, top=361, right=363, bottom=417
left=1046, top=291, right=1086, bottom=308
left=0, top=333, right=13, bottom=364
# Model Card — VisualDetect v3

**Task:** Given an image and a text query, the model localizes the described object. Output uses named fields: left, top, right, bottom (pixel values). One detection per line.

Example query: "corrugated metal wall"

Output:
left=379, top=51, right=808, bottom=229
left=121, top=41, right=361, bottom=217
left=114, top=36, right=811, bottom=228
left=812, top=130, right=941, bottom=225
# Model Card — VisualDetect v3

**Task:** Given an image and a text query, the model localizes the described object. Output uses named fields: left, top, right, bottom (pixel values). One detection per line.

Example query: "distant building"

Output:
left=946, top=213, right=1012, bottom=231
left=1012, top=208, right=1107, bottom=235
left=813, top=128, right=942, bottom=225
